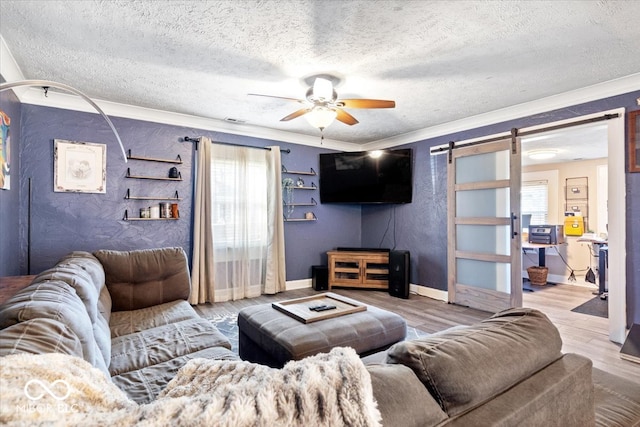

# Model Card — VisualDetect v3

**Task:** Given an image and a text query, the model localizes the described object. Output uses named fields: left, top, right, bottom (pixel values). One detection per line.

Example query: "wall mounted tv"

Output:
left=319, top=149, right=413, bottom=204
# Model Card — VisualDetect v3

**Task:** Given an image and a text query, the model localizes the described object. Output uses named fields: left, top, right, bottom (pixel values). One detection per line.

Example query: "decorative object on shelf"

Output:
left=160, top=202, right=171, bottom=218
left=150, top=206, right=160, bottom=219
left=305, top=212, right=314, bottom=220
left=126, top=167, right=182, bottom=180
left=54, top=139, right=106, bottom=193
left=282, top=177, right=295, bottom=218
left=169, top=166, right=179, bottom=178
left=171, top=203, right=179, bottom=219
left=140, top=207, right=150, bottom=218
left=296, top=177, right=305, bottom=187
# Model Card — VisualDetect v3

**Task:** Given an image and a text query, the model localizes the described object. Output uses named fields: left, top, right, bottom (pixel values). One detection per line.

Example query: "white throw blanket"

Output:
left=0, top=347, right=381, bottom=427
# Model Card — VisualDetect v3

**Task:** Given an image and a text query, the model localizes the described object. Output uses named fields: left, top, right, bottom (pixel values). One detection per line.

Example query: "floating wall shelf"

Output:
left=126, top=149, right=182, bottom=164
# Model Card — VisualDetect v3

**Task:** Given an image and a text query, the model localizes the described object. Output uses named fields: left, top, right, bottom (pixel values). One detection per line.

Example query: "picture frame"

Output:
left=0, top=110, right=10, bottom=190
left=629, top=110, right=640, bottom=173
left=54, top=139, right=106, bottom=193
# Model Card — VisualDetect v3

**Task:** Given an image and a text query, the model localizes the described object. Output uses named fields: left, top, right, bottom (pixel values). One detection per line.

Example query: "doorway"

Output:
left=519, top=109, right=626, bottom=344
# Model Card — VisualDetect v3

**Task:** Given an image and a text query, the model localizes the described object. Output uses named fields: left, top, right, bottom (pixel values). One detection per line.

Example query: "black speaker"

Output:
left=388, top=250, right=410, bottom=299
left=311, top=265, right=329, bottom=291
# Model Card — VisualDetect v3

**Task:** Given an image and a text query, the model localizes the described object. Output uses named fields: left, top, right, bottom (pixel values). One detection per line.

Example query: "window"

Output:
left=522, top=180, right=548, bottom=226
left=210, top=149, right=268, bottom=250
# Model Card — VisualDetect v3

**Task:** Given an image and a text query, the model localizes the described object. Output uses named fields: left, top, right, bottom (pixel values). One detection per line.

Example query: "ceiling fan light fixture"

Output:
left=305, top=106, right=337, bottom=129
left=312, top=77, right=334, bottom=102
left=527, top=149, right=557, bottom=160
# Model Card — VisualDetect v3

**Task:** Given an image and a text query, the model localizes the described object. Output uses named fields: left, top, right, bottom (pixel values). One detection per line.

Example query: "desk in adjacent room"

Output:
left=522, top=242, right=559, bottom=291
left=522, top=242, right=558, bottom=268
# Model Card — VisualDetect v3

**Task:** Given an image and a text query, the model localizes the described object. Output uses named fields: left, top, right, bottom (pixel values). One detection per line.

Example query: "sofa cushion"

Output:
left=593, top=367, right=640, bottom=427
left=366, top=363, right=448, bottom=427
left=386, top=307, right=562, bottom=417
left=94, top=247, right=191, bottom=311
left=111, top=346, right=238, bottom=404
left=109, top=300, right=200, bottom=338
left=0, top=318, right=84, bottom=358
left=0, top=280, right=109, bottom=376
left=109, top=318, right=232, bottom=376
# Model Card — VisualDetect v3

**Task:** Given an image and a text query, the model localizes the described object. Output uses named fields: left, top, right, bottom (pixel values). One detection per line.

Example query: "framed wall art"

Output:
left=629, top=110, right=640, bottom=173
left=0, top=110, right=10, bottom=190
left=54, top=139, right=106, bottom=193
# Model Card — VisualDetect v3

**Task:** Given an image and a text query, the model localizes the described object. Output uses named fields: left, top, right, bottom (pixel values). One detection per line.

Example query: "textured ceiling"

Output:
left=1, top=0, right=639, bottom=147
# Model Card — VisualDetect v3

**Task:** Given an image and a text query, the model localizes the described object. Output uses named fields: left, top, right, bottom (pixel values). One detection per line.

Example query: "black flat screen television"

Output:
left=319, top=149, right=413, bottom=204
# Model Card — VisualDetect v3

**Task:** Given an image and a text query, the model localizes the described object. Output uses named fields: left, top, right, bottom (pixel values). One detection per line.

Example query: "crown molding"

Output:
left=16, top=87, right=355, bottom=152
left=363, top=73, right=640, bottom=150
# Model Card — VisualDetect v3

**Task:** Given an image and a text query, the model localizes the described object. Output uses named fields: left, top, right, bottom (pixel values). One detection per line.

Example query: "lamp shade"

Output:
left=305, top=106, right=337, bottom=129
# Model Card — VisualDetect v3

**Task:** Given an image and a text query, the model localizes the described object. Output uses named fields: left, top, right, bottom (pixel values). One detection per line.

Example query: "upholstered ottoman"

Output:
left=238, top=295, right=407, bottom=367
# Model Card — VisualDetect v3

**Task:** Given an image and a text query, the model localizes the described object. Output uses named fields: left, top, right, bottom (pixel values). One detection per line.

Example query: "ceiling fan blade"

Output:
left=336, top=99, right=396, bottom=109
left=248, top=93, right=306, bottom=103
left=335, top=108, right=359, bottom=126
left=280, top=108, right=311, bottom=122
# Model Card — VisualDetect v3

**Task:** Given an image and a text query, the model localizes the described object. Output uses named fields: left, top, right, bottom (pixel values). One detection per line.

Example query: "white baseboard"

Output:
left=285, top=279, right=312, bottom=290
left=410, top=284, right=448, bottom=302
left=522, top=272, right=601, bottom=290
left=285, top=279, right=450, bottom=302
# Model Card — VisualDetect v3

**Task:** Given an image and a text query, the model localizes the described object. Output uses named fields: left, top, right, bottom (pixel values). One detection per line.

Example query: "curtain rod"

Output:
left=430, top=113, right=619, bottom=154
left=183, top=136, right=290, bottom=153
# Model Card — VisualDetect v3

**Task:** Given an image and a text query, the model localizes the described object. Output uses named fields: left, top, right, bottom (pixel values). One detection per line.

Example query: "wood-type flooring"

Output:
left=195, top=283, right=640, bottom=384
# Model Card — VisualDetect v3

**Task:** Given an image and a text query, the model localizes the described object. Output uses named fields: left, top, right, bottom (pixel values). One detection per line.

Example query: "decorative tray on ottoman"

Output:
left=272, top=292, right=367, bottom=323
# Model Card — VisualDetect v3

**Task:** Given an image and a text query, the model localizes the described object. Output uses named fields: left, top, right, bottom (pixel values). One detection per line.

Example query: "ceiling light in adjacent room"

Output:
left=527, top=149, right=557, bottom=160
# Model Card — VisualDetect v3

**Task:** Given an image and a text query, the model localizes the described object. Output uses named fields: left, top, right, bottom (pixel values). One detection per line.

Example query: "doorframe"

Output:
left=438, top=108, right=626, bottom=344
left=517, top=108, right=626, bottom=344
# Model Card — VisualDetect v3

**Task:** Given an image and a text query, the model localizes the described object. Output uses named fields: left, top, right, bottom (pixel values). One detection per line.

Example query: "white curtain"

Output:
left=190, top=137, right=286, bottom=304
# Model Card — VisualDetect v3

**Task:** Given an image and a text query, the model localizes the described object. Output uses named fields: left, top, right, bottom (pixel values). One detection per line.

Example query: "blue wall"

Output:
left=0, top=86, right=21, bottom=276
left=2, top=89, right=640, bottom=326
left=12, top=104, right=361, bottom=280
left=361, top=90, right=640, bottom=325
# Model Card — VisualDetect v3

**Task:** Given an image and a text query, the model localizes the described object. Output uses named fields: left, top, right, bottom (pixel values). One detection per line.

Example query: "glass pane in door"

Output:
left=456, top=224, right=511, bottom=256
left=456, top=188, right=510, bottom=217
left=457, top=258, right=511, bottom=293
left=456, top=150, right=510, bottom=183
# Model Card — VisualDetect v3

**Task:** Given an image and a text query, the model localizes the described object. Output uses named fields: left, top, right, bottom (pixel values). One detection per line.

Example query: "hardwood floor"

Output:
left=195, top=284, right=640, bottom=384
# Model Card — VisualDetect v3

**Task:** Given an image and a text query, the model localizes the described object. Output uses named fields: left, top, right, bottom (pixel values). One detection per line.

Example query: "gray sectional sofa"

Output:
left=0, top=247, right=639, bottom=426
left=0, top=247, right=238, bottom=404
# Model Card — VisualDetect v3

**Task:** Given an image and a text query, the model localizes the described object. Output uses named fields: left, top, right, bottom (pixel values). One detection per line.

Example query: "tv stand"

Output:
left=336, top=247, right=390, bottom=253
left=327, top=250, right=389, bottom=290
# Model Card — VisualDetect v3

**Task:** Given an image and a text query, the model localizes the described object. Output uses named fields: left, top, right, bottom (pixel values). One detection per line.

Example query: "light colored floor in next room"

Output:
left=195, top=283, right=640, bottom=384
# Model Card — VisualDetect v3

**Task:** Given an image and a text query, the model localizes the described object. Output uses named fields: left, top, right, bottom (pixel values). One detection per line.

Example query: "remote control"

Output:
left=314, top=305, right=336, bottom=312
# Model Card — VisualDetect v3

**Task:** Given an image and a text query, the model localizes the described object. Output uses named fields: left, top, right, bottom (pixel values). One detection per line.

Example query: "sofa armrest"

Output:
left=94, top=247, right=191, bottom=312
left=445, top=353, right=595, bottom=427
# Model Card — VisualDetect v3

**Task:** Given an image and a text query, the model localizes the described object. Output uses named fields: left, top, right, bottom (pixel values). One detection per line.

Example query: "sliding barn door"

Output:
left=448, top=137, right=522, bottom=312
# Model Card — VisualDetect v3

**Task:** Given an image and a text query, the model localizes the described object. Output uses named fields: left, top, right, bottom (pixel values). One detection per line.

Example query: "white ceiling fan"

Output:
left=249, top=76, right=395, bottom=130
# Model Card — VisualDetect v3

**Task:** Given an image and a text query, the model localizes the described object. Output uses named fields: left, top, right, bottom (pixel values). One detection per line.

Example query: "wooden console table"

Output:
left=327, top=250, right=389, bottom=290
left=0, top=275, right=36, bottom=305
